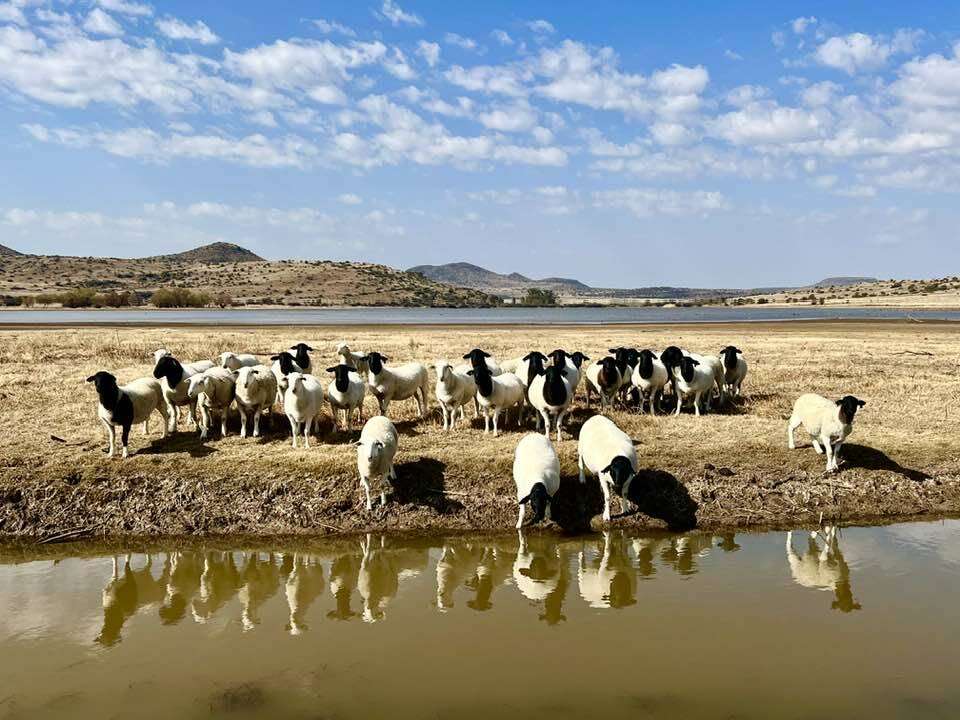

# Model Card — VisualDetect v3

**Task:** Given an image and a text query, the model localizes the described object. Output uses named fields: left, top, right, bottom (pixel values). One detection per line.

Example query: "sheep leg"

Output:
left=104, top=420, right=116, bottom=458
left=253, top=408, right=262, bottom=437
left=483, top=409, right=490, bottom=434
left=441, top=404, right=449, bottom=431
left=417, top=386, right=428, bottom=418
left=694, top=392, right=702, bottom=417
left=578, top=451, right=586, bottom=484
left=540, top=410, right=550, bottom=439
left=221, top=408, right=229, bottom=438
left=165, top=401, right=178, bottom=433
left=832, top=441, right=843, bottom=470
left=516, top=503, right=525, bottom=529
left=492, top=409, right=501, bottom=437
left=303, top=418, right=313, bottom=449
left=601, top=479, right=612, bottom=522
left=287, top=415, right=298, bottom=448
left=361, top=478, right=373, bottom=511
left=555, top=411, right=566, bottom=443
left=823, top=438, right=836, bottom=472
left=239, top=409, right=248, bottom=438
left=787, top=415, right=801, bottom=449
left=811, top=438, right=823, bottom=454
left=120, top=422, right=131, bottom=459
left=143, top=417, right=150, bottom=436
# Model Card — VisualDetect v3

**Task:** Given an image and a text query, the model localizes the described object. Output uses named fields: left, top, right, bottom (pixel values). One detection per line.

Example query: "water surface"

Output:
left=2, top=521, right=960, bottom=719
left=2, top=305, right=959, bottom=325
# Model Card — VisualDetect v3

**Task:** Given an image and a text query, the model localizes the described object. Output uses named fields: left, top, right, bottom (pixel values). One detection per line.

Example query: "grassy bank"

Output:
left=1, top=322, right=958, bottom=541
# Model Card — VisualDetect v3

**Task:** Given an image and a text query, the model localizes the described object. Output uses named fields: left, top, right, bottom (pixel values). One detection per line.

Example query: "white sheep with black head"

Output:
left=87, top=371, right=168, bottom=458
left=788, top=394, right=866, bottom=472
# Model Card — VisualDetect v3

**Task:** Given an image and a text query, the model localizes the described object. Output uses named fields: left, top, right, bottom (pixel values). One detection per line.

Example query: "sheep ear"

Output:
left=600, top=463, right=613, bottom=475
left=345, top=366, right=357, bottom=373
left=518, top=494, right=531, bottom=505
left=353, top=441, right=363, bottom=448
left=466, top=370, right=474, bottom=376
left=462, top=353, right=471, bottom=360
left=482, top=351, right=490, bottom=358
left=858, top=399, right=866, bottom=407
left=691, top=359, right=700, bottom=366
left=86, top=375, right=96, bottom=383
left=326, top=366, right=338, bottom=373
left=270, top=354, right=280, bottom=361
left=522, top=352, right=535, bottom=361
left=304, top=345, right=314, bottom=351
left=582, top=354, right=590, bottom=360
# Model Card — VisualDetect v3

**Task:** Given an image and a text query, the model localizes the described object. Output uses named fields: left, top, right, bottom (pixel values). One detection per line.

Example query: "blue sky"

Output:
left=1, top=1, right=959, bottom=287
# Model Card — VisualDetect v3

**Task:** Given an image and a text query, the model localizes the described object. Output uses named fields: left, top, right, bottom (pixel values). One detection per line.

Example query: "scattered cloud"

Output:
left=375, top=0, right=423, bottom=28
left=527, top=19, right=555, bottom=35
left=83, top=9, right=124, bottom=37
left=155, top=16, right=219, bottom=45
left=416, top=40, right=439, bottom=67
left=96, top=0, right=153, bottom=18
left=310, top=19, right=357, bottom=38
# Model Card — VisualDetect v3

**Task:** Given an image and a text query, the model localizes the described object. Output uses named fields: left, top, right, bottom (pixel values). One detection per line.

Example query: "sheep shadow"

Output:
left=141, top=433, right=218, bottom=459
left=841, top=444, right=931, bottom=482
left=391, top=457, right=464, bottom=515
left=627, top=469, right=699, bottom=531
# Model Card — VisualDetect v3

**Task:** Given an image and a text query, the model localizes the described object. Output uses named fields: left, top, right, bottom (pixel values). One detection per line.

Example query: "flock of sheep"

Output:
left=86, top=340, right=866, bottom=527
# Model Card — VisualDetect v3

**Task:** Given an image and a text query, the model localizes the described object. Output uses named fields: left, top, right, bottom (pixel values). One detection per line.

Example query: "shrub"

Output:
left=150, top=288, right=213, bottom=308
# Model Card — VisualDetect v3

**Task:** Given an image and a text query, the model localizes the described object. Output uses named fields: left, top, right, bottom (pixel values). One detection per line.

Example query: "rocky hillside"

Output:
left=0, top=244, right=498, bottom=307
left=0, top=243, right=23, bottom=257
left=408, top=262, right=592, bottom=295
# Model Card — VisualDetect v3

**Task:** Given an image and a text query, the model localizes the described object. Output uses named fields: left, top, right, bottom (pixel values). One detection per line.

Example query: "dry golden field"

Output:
left=1, top=321, right=958, bottom=540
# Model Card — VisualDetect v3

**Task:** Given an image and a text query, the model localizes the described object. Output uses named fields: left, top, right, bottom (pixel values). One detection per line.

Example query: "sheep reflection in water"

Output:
left=578, top=531, right=637, bottom=609
left=786, top=526, right=861, bottom=612
left=97, top=554, right=169, bottom=647
left=357, top=534, right=430, bottom=623
left=512, top=530, right=570, bottom=624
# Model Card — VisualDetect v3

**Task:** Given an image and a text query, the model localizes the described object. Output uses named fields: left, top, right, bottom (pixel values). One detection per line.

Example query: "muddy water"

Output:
left=2, top=522, right=960, bottom=719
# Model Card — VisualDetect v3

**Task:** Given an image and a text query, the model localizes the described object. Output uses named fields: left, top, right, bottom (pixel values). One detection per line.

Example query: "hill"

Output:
left=0, top=243, right=23, bottom=257
left=408, top=262, right=592, bottom=294
left=813, top=276, right=878, bottom=288
left=149, top=242, right=264, bottom=264
left=0, top=245, right=498, bottom=308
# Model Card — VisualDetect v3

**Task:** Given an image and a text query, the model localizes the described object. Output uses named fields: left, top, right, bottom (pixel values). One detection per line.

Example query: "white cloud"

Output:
left=791, top=16, right=817, bottom=35
left=835, top=184, right=877, bottom=198
left=96, top=0, right=153, bottom=18
left=477, top=102, right=537, bottom=132
left=0, top=2, right=27, bottom=25
left=445, top=32, right=480, bottom=52
left=375, top=0, right=423, bottom=28
left=83, top=9, right=124, bottom=37
left=310, top=19, right=356, bottom=38
left=771, top=31, right=786, bottom=49
left=814, top=30, right=922, bottom=75
left=491, top=29, right=513, bottom=46
left=724, top=49, right=742, bottom=61
left=416, top=40, right=439, bottom=67
left=338, top=193, right=362, bottom=205
left=710, top=101, right=826, bottom=145
left=382, top=47, right=416, bottom=79
left=527, top=19, right=555, bottom=34
left=155, top=17, right=219, bottom=45
left=445, top=63, right=529, bottom=97
left=593, top=188, right=730, bottom=217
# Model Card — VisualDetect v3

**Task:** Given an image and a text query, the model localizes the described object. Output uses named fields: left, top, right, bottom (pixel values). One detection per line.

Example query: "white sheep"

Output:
left=220, top=352, right=259, bottom=371
left=459, top=348, right=502, bottom=377
left=470, top=364, right=525, bottom=437
left=365, top=352, right=429, bottom=418
left=673, top=355, right=716, bottom=416
left=584, top=357, right=622, bottom=414
left=355, top=416, right=399, bottom=510
left=499, top=356, right=523, bottom=374
left=152, top=354, right=209, bottom=432
left=433, top=360, right=477, bottom=431
left=186, top=367, right=236, bottom=440
left=688, top=352, right=725, bottom=409
left=279, top=372, right=325, bottom=448
left=233, top=365, right=277, bottom=438
left=87, top=371, right=168, bottom=458
left=513, top=433, right=561, bottom=528
left=270, top=350, right=307, bottom=408
left=719, top=346, right=748, bottom=397
left=788, top=394, right=866, bottom=472
left=631, top=349, right=668, bottom=415
left=325, top=363, right=366, bottom=431
left=335, top=342, right=370, bottom=376
left=153, top=348, right=214, bottom=374
left=527, top=364, right=575, bottom=442
left=577, top=415, right=639, bottom=522
left=547, top=349, right=589, bottom=394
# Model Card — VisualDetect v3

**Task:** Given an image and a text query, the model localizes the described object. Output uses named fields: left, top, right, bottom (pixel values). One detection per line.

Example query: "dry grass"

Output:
left=1, top=321, right=959, bottom=540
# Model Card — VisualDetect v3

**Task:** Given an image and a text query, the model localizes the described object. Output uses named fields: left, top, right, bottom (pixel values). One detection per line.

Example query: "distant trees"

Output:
left=150, top=288, right=212, bottom=308
left=522, top=288, right=557, bottom=306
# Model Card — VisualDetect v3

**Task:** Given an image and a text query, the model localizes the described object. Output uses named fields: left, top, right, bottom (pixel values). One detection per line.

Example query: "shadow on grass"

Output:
left=842, top=443, right=931, bottom=482
left=627, top=469, right=699, bottom=531
left=392, top=457, right=464, bottom=515
left=141, top=432, right=218, bottom=459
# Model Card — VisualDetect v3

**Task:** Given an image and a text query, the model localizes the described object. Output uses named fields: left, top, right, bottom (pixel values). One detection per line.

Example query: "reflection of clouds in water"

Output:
left=886, top=522, right=960, bottom=569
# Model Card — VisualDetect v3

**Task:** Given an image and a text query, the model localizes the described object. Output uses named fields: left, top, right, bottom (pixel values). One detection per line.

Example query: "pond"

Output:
left=2, top=305, right=960, bottom=325
left=2, top=520, right=960, bottom=719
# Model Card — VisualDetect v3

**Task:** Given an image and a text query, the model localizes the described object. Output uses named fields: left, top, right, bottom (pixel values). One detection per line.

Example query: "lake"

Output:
left=1, top=306, right=960, bottom=325
left=2, top=520, right=959, bottom=719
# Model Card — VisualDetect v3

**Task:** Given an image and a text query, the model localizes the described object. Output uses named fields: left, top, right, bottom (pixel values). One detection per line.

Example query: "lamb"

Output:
left=460, top=348, right=502, bottom=377
left=527, top=364, right=575, bottom=442
left=577, top=415, right=639, bottom=522
left=719, top=346, right=748, bottom=397
left=788, top=394, right=866, bottom=472
left=87, top=371, right=168, bottom=458
left=152, top=354, right=208, bottom=432
left=326, top=364, right=366, bottom=431
left=365, top=351, right=429, bottom=418
left=186, top=367, right=236, bottom=440
left=631, top=349, right=668, bottom=415
left=513, top=433, right=561, bottom=528
left=585, top=357, right=622, bottom=413
left=672, top=355, right=715, bottom=416
left=355, top=416, right=399, bottom=510
left=233, top=365, right=277, bottom=438
left=469, top=363, right=525, bottom=437
left=219, top=352, right=259, bottom=371
left=433, top=360, right=477, bottom=431
left=335, top=342, right=369, bottom=376
left=278, top=372, right=325, bottom=448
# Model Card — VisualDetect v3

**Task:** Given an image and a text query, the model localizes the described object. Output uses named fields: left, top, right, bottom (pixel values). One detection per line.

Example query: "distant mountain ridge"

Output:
left=812, top=276, right=878, bottom=288
left=0, top=243, right=23, bottom=257
left=407, top=262, right=592, bottom=294
left=407, top=260, right=849, bottom=298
